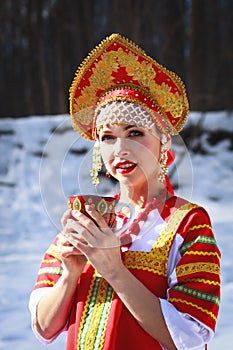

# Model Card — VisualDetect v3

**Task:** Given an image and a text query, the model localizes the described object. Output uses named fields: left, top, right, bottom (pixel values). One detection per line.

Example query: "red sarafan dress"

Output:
left=30, top=196, right=221, bottom=350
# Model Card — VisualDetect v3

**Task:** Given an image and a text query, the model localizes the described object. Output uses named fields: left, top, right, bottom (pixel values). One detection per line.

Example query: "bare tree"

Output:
left=0, top=0, right=233, bottom=117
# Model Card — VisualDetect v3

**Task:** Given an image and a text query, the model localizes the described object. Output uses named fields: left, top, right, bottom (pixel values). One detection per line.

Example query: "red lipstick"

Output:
left=115, top=161, right=137, bottom=174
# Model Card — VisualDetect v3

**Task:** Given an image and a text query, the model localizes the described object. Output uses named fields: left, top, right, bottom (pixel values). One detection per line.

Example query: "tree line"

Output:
left=0, top=0, right=233, bottom=118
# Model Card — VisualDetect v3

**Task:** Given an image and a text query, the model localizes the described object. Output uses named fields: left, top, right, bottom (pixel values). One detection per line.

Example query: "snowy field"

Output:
left=0, top=112, right=232, bottom=349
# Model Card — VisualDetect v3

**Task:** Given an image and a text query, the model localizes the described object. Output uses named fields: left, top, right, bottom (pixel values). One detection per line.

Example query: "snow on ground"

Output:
left=0, top=112, right=232, bottom=349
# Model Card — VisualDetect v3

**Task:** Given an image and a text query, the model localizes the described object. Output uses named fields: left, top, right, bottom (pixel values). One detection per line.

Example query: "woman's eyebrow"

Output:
left=101, top=125, right=136, bottom=132
left=100, top=129, right=113, bottom=133
left=124, top=124, right=138, bottom=130
left=100, top=124, right=139, bottom=135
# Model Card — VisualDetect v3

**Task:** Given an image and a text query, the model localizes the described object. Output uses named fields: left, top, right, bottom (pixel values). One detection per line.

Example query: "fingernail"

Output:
left=72, top=210, right=79, bottom=215
left=85, top=204, right=93, bottom=211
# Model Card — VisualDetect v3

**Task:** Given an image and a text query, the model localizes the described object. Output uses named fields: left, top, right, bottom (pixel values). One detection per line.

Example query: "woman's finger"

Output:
left=64, top=209, right=120, bottom=249
left=64, top=223, right=97, bottom=248
left=61, top=209, right=72, bottom=228
left=57, top=233, right=85, bottom=256
left=72, top=206, right=110, bottom=233
left=71, top=209, right=99, bottom=229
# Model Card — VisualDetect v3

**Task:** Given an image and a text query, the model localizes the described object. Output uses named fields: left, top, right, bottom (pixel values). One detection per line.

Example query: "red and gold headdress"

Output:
left=69, top=33, right=189, bottom=140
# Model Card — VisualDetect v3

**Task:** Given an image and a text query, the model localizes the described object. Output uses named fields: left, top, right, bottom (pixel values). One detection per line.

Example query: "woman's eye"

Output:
left=100, top=134, right=115, bottom=142
left=128, top=130, right=143, bottom=137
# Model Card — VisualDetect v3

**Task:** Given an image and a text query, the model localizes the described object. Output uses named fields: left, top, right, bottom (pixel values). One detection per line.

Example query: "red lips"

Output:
left=115, top=161, right=137, bottom=174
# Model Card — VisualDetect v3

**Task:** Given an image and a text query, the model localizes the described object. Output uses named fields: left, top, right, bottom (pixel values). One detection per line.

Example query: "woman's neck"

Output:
left=119, top=181, right=167, bottom=212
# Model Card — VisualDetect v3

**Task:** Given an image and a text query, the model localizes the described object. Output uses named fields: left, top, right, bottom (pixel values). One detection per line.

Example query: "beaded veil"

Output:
left=95, top=101, right=156, bottom=135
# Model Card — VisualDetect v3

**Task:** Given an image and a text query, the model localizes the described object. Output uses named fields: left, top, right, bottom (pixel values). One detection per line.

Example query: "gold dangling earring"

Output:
left=90, top=141, right=102, bottom=186
left=158, top=134, right=168, bottom=183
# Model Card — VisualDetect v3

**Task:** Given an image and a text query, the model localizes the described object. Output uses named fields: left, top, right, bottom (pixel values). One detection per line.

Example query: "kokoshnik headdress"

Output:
left=69, top=33, right=189, bottom=185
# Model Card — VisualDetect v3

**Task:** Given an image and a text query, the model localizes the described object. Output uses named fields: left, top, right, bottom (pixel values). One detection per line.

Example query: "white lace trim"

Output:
left=96, top=101, right=155, bottom=132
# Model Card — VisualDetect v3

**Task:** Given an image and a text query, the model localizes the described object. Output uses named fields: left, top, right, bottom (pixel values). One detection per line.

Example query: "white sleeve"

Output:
left=28, top=288, right=67, bottom=344
left=160, top=298, right=213, bottom=350
left=159, top=234, right=214, bottom=350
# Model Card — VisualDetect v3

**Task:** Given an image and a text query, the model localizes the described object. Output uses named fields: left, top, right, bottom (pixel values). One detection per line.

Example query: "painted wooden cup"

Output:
left=68, top=194, right=134, bottom=236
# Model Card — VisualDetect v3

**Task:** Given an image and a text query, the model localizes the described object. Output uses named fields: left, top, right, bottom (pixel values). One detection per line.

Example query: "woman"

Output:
left=29, top=34, right=221, bottom=350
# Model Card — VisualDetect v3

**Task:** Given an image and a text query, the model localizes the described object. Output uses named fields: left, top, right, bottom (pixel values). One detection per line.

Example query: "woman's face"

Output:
left=98, top=123, right=163, bottom=187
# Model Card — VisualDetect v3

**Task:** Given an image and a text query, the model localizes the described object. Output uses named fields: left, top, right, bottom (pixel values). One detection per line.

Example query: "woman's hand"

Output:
left=61, top=206, right=124, bottom=279
left=59, top=208, right=176, bottom=349
left=58, top=209, right=87, bottom=276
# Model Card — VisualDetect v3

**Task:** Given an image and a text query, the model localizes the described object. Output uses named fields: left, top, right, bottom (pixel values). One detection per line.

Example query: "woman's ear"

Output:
left=161, top=133, right=172, bottom=149
left=166, top=134, right=172, bottom=150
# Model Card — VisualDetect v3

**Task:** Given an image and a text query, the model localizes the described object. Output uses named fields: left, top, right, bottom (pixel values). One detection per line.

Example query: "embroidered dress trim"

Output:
left=46, top=242, right=62, bottom=261
left=123, top=202, right=198, bottom=275
left=176, top=262, right=220, bottom=278
left=77, top=273, right=114, bottom=350
left=76, top=201, right=198, bottom=349
left=188, top=224, right=212, bottom=232
left=180, top=235, right=217, bottom=254
left=169, top=298, right=218, bottom=322
left=38, top=267, right=63, bottom=275
left=182, top=278, right=220, bottom=286
left=172, top=285, right=220, bottom=306
left=35, top=280, right=56, bottom=287
left=42, top=258, right=59, bottom=264
left=183, top=251, right=220, bottom=260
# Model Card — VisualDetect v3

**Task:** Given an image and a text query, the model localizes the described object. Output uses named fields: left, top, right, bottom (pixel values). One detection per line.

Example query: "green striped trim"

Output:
left=80, top=278, right=100, bottom=349
left=173, top=285, right=220, bottom=306
left=38, top=267, right=63, bottom=275
left=79, top=277, right=114, bottom=349
left=180, top=235, right=217, bottom=254
left=80, top=277, right=102, bottom=348
left=93, top=284, right=114, bottom=349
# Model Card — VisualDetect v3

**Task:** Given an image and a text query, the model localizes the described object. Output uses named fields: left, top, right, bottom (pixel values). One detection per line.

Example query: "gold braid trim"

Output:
left=182, top=278, right=220, bottom=286
left=176, top=262, right=220, bottom=278
left=184, top=250, right=221, bottom=261
left=153, top=203, right=198, bottom=253
left=42, top=258, right=59, bottom=264
left=77, top=273, right=114, bottom=350
left=77, top=272, right=97, bottom=348
left=188, top=224, right=212, bottom=232
left=123, top=251, right=168, bottom=276
left=169, top=298, right=217, bottom=321
left=35, top=280, right=55, bottom=287
left=45, top=243, right=62, bottom=261
left=123, top=202, right=198, bottom=275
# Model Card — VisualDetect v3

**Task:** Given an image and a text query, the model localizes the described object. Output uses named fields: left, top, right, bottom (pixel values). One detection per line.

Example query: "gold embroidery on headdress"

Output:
left=70, top=33, right=189, bottom=140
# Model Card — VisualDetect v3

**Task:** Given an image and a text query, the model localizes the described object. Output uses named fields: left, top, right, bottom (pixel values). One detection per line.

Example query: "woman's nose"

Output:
left=114, top=137, right=130, bottom=157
